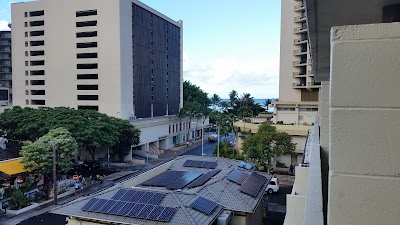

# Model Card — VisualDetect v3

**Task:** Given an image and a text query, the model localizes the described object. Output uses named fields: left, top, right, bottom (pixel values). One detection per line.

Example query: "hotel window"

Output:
left=25, top=32, right=28, bottom=37
left=25, top=51, right=28, bottom=57
left=24, top=12, right=28, bottom=17
left=25, top=61, right=28, bottom=66
left=25, top=71, right=28, bottom=76
left=25, top=80, right=29, bottom=85
left=25, top=41, right=28, bottom=47
left=26, top=100, right=29, bottom=105
left=24, top=22, right=28, bottom=27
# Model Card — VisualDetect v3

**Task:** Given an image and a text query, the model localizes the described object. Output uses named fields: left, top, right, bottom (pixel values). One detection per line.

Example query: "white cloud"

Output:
left=0, top=20, right=10, bottom=31
left=183, top=53, right=279, bottom=99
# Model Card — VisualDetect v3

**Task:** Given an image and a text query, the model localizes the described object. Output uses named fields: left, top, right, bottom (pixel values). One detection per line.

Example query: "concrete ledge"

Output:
left=7, top=202, right=40, bottom=215
left=304, top=124, right=324, bottom=225
left=332, top=22, right=400, bottom=42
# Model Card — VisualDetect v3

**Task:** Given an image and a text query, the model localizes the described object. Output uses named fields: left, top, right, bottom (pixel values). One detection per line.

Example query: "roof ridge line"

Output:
left=221, top=180, right=252, bottom=209
left=171, top=192, right=197, bottom=225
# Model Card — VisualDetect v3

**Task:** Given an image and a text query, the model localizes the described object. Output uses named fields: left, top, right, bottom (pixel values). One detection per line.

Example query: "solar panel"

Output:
left=81, top=198, right=100, bottom=211
left=227, top=170, right=249, bottom=184
left=148, top=193, right=165, bottom=205
left=183, top=160, right=192, bottom=167
left=187, top=169, right=221, bottom=188
left=142, top=170, right=202, bottom=190
left=118, top=202, right=136, bottom=216
left=98, top=200, right=118, bottom=213
left=80, top=195, right=176, bottom=222
left=147, top=205, right=165, bottom=220
left=238, top=161, right=253, bottom=170
left=120, top=190, right=135, bottom=202
left=137, top=204, right=154, bottom=219
left=106, top=201, right=127, bottom=214
left=239, top=172, right=268, bottom=197
left=183, top=160, right=218, bottom=169
left=111, top=189, right=129, bottom=200
left=127, top=203, right=145, bottom=218
left=190, top=197, right=218, bottom=215
left=89, top=199, right=108, bottom=212
left=158, top=207, right=176, bottom=222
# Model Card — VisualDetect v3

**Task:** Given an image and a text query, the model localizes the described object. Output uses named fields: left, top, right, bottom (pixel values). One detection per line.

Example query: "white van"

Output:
left=266, top=177, right=280, bottom=194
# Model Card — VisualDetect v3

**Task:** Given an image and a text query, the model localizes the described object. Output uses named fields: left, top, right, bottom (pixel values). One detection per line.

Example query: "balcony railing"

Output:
left=294, top=4, right=305, bottom=11
left=294, top=38, right=308, bottom=44
left=293, top=72, right=306, bottom=77
left=308, top=82, right=321, bottom=87
left=293, top=83, right=307, bottom=87
left=293, top=61, right=307, bottom=66
left=308, top=59, right=313, bottom=64
left=294, top=15, right=307, bottom=22
left=294, top=25, right=308, bottom=33
left=293, top=49, right=307, bottom=55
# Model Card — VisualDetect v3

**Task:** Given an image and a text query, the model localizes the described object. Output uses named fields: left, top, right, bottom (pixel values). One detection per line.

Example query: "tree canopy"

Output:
left=242, top=123, right=296, bottom=170
left=20, top=127, right=78, bottom=174
left=0, top=106, right=140, bottom=160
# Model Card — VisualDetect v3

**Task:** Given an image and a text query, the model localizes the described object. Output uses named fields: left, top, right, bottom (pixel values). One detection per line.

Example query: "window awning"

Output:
left=0, top=157, right=27, bottom=175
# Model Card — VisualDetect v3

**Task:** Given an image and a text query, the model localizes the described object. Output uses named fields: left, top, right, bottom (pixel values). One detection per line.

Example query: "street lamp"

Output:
left=51, top=138, right=70, bottom=205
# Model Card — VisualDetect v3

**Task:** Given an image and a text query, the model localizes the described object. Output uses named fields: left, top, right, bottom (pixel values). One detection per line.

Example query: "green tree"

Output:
left=242, top=123, right=296, bottom=171
left=263, top=99, right=272, bottom=110
left=0, top=107, right=140, bottom=161
left=213, top=141, right=234, bottom=158
left=20, top=127, right=78, bottom=199
left=210, top=94, right=221, bottom=111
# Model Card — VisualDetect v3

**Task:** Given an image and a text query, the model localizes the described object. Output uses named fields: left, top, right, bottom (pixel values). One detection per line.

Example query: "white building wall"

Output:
left=12, top=0, right=182, bottom=120
left=329, top=23, right=400, bottom=225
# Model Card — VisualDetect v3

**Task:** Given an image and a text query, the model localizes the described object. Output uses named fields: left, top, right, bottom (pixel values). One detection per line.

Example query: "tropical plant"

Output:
left=210, top=94, right=221, bottom=111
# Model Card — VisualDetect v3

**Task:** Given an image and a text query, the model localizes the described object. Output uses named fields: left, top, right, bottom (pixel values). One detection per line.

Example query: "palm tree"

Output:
left=263, top=99, right=271, bottom=110
left=220, top=101, right=229, bottom=113
left=229, top=90, right=238, bottom=109
left=210, top=94, right=221, bottom=111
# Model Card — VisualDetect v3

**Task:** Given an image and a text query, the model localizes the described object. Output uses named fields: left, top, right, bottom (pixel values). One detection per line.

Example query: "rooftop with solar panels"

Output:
left=51, top=155, right=271, bottom=225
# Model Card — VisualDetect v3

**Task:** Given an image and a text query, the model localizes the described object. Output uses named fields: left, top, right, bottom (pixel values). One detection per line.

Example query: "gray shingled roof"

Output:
left=51, top=155, right=271, bottom=225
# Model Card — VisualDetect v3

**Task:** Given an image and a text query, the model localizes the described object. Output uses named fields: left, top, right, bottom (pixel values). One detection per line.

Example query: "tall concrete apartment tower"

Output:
left=272, top=0, right=320, bottom=125
left=11, top=0, right=183, bottom=119
left=0, top=30, right=12, bottom=110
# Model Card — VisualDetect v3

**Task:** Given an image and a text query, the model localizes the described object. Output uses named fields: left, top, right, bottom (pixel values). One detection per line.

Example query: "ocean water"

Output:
left=220, top=99, right=274, bottom=113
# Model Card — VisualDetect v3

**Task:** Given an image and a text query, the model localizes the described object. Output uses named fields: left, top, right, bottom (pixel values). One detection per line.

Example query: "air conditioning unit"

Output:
left=217, top=210, right=232, bottom=225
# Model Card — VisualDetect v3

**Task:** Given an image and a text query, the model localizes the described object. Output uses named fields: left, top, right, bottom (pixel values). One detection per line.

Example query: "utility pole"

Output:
left=52, top=141, right=58, bottom=205
left=201, top=117, right=204, bottom=156
left=217, top=121, right=220, bottom=158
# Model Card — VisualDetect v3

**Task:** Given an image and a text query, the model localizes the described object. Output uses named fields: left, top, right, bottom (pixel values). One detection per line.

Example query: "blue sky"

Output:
left=0, top=0, right=281, bottom=99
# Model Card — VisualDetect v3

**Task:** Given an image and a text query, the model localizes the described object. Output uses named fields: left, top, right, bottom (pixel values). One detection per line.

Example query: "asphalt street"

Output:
left=183, top=133, right=235, bottom=156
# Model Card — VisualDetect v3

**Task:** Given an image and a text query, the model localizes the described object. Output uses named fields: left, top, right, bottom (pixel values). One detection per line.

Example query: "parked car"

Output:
left=208, top=134, right=218, bottom=142
left=266, top=177, right=280, bottom=194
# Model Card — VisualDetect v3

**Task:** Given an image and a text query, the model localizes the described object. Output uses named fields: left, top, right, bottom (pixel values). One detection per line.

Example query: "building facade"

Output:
left=271, top=0, right=320, bottom=125
left=284, top=1, right=400, bottom=225
left=0, top=30, right=12, bottom=111
left=11, top=0, right=183, bottom=120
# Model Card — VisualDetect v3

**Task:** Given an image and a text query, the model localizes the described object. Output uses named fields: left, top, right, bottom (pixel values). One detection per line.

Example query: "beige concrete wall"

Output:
left=293, top=166, right=308, bottom=195
left=329, top=23, right=400, bottom=225
left=68, top=218, right=99, bottom=225
left=319, top=80, right=329, bottom=224
left=12, top=0, right=182, bottom=120
left=279, top=0, right=301, bottom=102
left=285, top=194, right=305, bottom=225
left=245, top=202, right=263, bottom=225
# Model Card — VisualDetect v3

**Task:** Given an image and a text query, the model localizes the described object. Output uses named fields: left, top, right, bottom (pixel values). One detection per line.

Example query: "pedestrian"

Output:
left=74, top=181, right=82, bottom=195
left=270, top=168, right=275, bottom=176
left=289, top=165, right=295, bottom=176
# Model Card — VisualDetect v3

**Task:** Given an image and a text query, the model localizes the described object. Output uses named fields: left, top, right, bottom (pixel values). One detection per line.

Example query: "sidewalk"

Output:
left=275, top=174, right=295, bottom=187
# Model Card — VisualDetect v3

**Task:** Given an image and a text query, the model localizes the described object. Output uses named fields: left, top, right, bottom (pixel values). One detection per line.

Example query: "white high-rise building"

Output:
left=12, top=0, right=183, bottom=120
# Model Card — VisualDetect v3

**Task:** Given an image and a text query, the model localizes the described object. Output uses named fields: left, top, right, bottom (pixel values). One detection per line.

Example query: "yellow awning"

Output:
left=0, top=158, right=27, bottom=175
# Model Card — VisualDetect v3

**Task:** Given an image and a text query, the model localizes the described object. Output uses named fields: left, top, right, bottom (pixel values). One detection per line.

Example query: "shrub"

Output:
left=276, top=160, right=288, bottom=168
left=10, top=190, right=31, bottom=210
